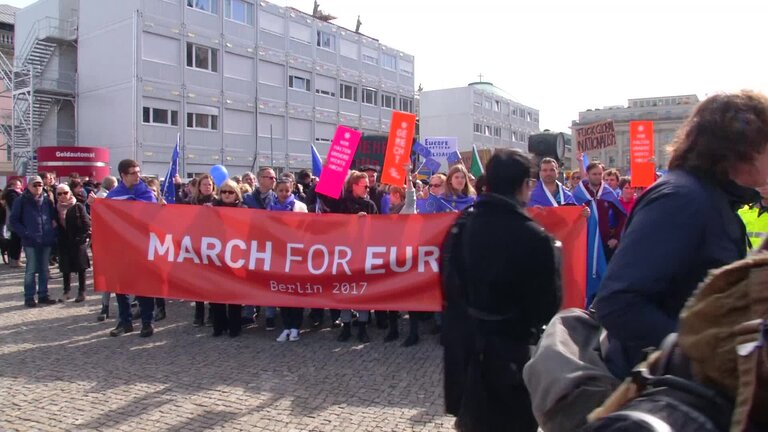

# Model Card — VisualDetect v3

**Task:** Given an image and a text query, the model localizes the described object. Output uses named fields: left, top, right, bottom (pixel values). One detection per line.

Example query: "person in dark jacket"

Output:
left=2, top=178, right=23, bottom=267
left=54, top=184, right=91, bottom=303
left=106, top=159, right=158, bottom=338
left=189, top=174, right=217, bottom=327
left=210, top=179, right=244, bottom=338
left=594, top=91, right=768, bottom=379
left=441, top=149, right=561, bottom=432
left=9, top=176, right=58, bottom=307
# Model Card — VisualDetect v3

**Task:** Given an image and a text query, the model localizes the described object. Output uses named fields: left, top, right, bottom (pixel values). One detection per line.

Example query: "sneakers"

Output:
left=330, top=319, right=342, bottom=329
left=276, top=329, right=290, bottom=342
left=154, top=307, right=166, bottom=321
left=289, top=329, right=300, bottom=342
left=139, top=323, right=154, bottom=338
left=24, top=298, right=37, bottom=308
left=109, top=323, right=134, bottom=337
left=74, top=292, right=85, bottom=303
left=38, top=296, right=56, bottom=306
left=265, top=317, right=276, bottom=331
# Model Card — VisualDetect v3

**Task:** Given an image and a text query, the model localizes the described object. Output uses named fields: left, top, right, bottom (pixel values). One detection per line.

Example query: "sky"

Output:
left=5, top=0, right=768, bottom=132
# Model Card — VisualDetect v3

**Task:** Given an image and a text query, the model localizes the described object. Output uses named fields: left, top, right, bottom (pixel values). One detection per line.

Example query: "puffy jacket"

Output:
left=9, top=190, right=57, bottom=247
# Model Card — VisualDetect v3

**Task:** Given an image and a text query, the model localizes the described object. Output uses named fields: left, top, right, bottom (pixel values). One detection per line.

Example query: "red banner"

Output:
left=92, top=201, right=586, bottom=311
left=630, top=121, right=656, bottom=188
left=380, top=111, right=416, bottom=186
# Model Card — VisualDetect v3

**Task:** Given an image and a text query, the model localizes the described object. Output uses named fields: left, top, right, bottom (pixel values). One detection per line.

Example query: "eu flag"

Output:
left=161, top=134, right=180, bottom=204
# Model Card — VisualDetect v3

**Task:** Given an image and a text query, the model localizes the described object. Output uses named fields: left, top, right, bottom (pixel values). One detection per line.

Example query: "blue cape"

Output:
left=106, top=180, right=157, bottom=203
left=528, top=180, right=575, bottom=207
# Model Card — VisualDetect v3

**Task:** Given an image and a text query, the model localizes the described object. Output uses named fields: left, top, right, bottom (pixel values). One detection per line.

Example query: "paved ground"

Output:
left=0, top=262, right=455, bottom=431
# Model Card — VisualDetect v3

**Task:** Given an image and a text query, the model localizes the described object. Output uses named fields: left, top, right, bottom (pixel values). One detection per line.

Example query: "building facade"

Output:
left=572, top=94, right=700, bottom=172
left=0, top=4, right=18, bottom=179
left=419, top=82, right=540, bottom=154
left=13, top=0, right=415, bottom=177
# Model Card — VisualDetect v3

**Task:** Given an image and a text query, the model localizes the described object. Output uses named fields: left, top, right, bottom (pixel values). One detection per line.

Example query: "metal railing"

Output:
left=16, top=16, right=77, bottom=69
left=35, top=70, right=76, bottom=93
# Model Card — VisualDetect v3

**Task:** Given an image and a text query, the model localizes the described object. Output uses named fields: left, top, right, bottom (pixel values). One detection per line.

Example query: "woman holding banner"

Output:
left=210, top=179, right=245, bottom=338
left=191, top=174, right=217, bottom=327
left=336, top=171, right=378, bottom=343
left=269, top=178, right=308, bottom=342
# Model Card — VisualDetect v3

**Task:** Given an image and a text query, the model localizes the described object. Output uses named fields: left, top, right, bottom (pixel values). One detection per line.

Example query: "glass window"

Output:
left=289, top=75, right=310, bottom=91
left=494, top=100, right=501, bottom=111
left=186, top=43, right=218, bottom=72
left=316, top=30, right=336, bottom=51
left=399, top=97, right=413, bottom=113
left=484, top=100, right=491, bottom=109
left=381, top=53, right=396, bottom=70
left=381, top=93, right=396, bottom=109
left=143, top=107, right=179, bottom=126
left=186, top=113, right=219, bottom=130
left=362, top=87, right=377, bottom=106
left=225, top=0, right=253, bottom=25
left=187, top=0, right=218, bottom=14
left=484, top=125, right=491, bottom=136
left=340, top=83, right=357, bottom=101
left=142, top=107, right=151, bottom=124
left=474, top=123, right=482, bottom=134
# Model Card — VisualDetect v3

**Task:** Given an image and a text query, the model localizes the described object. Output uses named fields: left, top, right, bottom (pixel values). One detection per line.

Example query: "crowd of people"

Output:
left=1, top=91, right=768, bottom=431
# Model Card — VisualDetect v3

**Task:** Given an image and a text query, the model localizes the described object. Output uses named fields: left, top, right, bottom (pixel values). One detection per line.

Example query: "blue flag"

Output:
left=447, top=150, right=462, bottom=166
left=416, top=193, right=455, bottom=214
left=586, top=207, right=607, bottom=307
left=311, top=143, right=323, bottom=177
left=423, top=157, right=441, bottom=174
left=161, top=134, right=180, bottom=204
left=412, top=141, right=432, bottom=158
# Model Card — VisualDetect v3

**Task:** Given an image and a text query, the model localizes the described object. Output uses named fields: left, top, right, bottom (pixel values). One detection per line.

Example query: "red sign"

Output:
left=380, top=111, right=416, bottom=186
left=315, top=126, right=362, bottom=198
left=92, top=201, right=587, bottom=311
left=36, top=146, right=111, bottom=180
left=629, top=121, right=656, bottom=188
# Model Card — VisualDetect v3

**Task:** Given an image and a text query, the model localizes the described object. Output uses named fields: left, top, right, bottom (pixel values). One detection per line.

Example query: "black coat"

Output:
left=594, top=170, right=758, bottom=378
left=338, top=193, right=378, bottom=215
left=57, top=203, right=91, bottom=273
left=441, top=193, right=560, bottom=431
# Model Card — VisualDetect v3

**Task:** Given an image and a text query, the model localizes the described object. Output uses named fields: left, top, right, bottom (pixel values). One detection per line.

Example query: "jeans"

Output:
left=265, top=306, right=276, bottom=319
left=116, top=294, right=154, bottom=326
left=340, top=310, right=369, bottom=323
left=23, top=246, right=51, bottom=301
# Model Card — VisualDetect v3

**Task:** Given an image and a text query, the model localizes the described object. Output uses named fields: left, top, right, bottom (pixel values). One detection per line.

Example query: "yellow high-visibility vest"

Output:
left=738, top=205, right=768, bottom=249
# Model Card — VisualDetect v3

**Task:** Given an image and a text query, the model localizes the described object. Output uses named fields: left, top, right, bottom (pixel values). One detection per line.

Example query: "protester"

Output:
left=95, top=176, right=117, bottom=198
left=106, top=159, right=157, bottom=337
left=529, top=158, right=576, bottom=207
left=336, top=171, right=377, bottom=343
left=441, top=165, right=477, bottom=210
left=141, top=177, right=168, bottom=321
left=9, top=176, right=58, bottom=307
left=738, top=184, right=768, bottom=249
left=210, top=179, right=245, bottom=338
left=2, top=178, right=23, bottom=267
left=617, top=177, right=636, bottom=216
left=594, top=90, right=768, bottom=379
left=602, top=169, right=621, bottom=196
left=269, top=178, right=308, bottom=342
left=442, top=148, right=560, bottom=432
left=567, top=171, right=582, bottom=192
left=54, top=184, right=91, bottom=303
left=241, top=171, right=256, bottom=190
left=360, top=165, right=384, bottom=214
left=190, top=174, right=217, bottom=327
left=296, top=169, right=317, bottom=209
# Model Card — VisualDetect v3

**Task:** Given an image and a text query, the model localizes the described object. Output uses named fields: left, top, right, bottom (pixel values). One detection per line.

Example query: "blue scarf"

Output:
left=528, top=180, right=575, bottom=207
left=268, top=194, right=296, bottom=212
left=106, top=180, right=157, bottom=203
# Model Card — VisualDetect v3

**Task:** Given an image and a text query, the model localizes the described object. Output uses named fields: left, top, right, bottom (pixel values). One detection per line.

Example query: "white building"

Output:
left=11, top=0, right=415, bottom=177
left=572, top=95, right=699, bottom=172
left=419, top=82, right=540, bottom=153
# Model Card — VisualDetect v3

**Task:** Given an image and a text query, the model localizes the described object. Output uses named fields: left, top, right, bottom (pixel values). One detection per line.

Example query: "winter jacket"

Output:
left=243, top=189, right=277, bottom=210
left=594, top=169, right=758, bottom=378
left=9, top=190, right=57, bottom=247
left=57, top=202, right=91, bottom=273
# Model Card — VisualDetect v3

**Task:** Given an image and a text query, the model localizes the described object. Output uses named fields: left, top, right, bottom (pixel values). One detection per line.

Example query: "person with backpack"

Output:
left=441, top=149, right=561, bottom=432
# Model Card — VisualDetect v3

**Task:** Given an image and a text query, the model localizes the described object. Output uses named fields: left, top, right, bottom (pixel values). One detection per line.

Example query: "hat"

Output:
left=27, top=175, right=43, bottom=185
left=359, top=165, right=379, bottom=173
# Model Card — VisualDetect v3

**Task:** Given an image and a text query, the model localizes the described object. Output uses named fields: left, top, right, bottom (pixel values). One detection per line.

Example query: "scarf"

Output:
left=528, top=180, right=575, bottom=207
left=57, top=196, right=76, bottom=226
left=106, top=180, right=157, bottom=203
left=268, top=194, right=296, bottom=212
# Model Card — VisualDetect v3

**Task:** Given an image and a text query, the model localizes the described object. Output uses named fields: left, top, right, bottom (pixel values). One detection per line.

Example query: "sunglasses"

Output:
left=220, top=190, right=236, bottom=195
left=57, top=191, right=69, bottom=196
left=261, top=176, right=276, bottom=180
left=32, top=183, right=43, bottom=187
left=357, top=184, right=370, bottom=189
left=429, top=183, right=442, bottom=188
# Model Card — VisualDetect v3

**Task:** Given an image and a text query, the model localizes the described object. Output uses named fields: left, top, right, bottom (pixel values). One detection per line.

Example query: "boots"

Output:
left=74, top=288, right=85, bottom=303
left=384, top=314, right=399, bottom=342
left=337, top=322, right=352, bottom=342
left=357, top=322, right=370, bottom=343
left=97, top=305, right=109, bottom=322
left=58, top=289, right=71, bottom=303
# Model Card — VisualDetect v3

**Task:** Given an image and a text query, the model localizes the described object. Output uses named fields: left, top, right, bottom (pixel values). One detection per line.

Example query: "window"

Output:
left=187, top=0, right=218, bottom=14
left=224, top=52, right=253, bottom=80
left=142, top=107, right=179, bottom=126
left=513, top=131, right=518, bottom=141
left=400, top=60, right=413, bottom=76
left=484, top=125, right=491, bottom=136
left=474, top=100, right=481, bottom=107
left=381, top=93, right=396, bottom=109
left=493, top=126, right=502, bottom=138
left=225, top=0, right=253, bottom=25
left=259, top=11, right=284, bottom=34
left=519, top=109, right=526, bottom=119
left=527, top=112, right=532, bottom=121
left=381, top=53, right=396, bottom=70
left=399, top=97, right=413, bottom=113
left=494, top=100, right=501, bottom=112
left=315, top=75, right=336, bottom=97
left=142, top=33, right=179, bottom=65
left=362, top=47, right=378, bottom=65
left=474, top=123, right=482, bottom=134
left=340, top=39, right=358, bottom=59
left=316, top=88, right=335, bottom=97
left=316, top=30, right=335, bottom=51
left=186, top=43, right=218, bottom=72
left=289, top=21, right=311, bottom=43
left=484, top=100, right=491, bottom=110
left=187, top=113, right=219, bottom=130
left=289, top=75, right=310, bottom=91
left=340, top=83, right=357, bottom=101
left=362, top=88, right=377, bottom=106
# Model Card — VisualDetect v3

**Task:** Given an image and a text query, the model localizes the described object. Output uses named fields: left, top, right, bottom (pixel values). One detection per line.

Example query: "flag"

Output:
left=581, top=152, right=589, bottom=173
left=416, top=193, right=455, bottom=214
left=412, top=140, right=432, bottom=159
left=422, top=157, right=441, bottom=174
left=447, top=150, right=462, bottom=166
left=585, top=208, right=607, bottom=307
left=471, top=144, right=484, bottom=177
left=161, top=134, right=180, bottom=204
left=311, top=143, right=323, bottom=177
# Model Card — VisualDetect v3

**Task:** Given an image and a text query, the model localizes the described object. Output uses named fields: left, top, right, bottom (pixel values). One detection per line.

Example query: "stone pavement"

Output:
left=0, top=263, right=455, bottom=431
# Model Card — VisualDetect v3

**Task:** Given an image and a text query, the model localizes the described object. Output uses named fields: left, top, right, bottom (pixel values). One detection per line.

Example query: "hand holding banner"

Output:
left=315, top=126, right=362, bottom=198
left=381, top=111, right=417, bottom=186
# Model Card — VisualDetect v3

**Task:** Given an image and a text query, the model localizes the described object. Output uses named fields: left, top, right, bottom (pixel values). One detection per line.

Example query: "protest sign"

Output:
left=380, top=111, right=417, bottom=185
left=629, top=121, right=656, bottom=188
left=574, top=120, right=616, bottom=153
left=424, top=137, right=458, bottom=171
left=93, top=202, right=587, bottom=310
left=315, top=126, right=362, bottom=198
